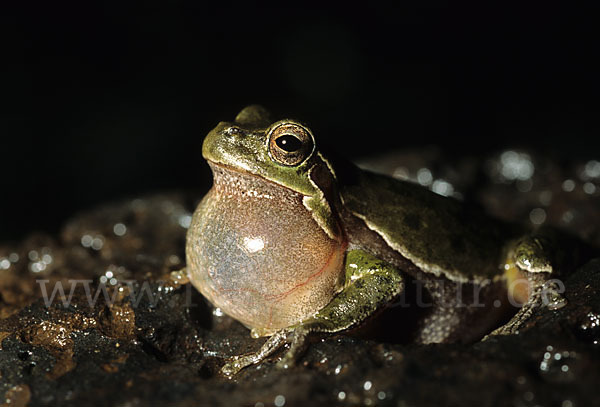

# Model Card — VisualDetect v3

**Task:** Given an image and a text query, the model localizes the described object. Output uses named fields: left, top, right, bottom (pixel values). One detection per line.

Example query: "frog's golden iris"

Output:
left=267, top=121, right=314, bottom=166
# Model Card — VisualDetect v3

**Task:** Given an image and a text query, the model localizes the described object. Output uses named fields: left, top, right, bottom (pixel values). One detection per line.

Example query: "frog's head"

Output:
left=202, top=105, right=341, bottom=239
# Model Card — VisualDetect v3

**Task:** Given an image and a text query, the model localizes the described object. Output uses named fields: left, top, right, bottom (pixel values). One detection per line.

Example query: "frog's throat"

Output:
left=207, top=160, right=341, bottom=241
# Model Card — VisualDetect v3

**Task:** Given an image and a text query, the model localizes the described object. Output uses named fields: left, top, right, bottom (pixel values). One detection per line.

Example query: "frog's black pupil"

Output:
left=275, top=134, right=303, bottom=152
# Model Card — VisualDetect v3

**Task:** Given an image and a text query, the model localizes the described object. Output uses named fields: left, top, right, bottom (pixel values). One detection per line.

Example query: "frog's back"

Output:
left=340, top=168, right=518, bottom=283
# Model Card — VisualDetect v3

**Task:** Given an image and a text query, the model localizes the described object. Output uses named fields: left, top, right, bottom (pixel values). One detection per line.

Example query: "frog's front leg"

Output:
left=220, top=249, right=404, bottom=376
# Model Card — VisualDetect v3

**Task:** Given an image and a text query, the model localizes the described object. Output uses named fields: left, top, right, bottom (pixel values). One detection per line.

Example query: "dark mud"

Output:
left=1, top=150, right=599, bottom=407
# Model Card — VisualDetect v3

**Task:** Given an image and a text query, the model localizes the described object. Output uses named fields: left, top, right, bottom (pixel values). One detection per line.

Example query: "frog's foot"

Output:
left=484, top=296, right=539, bottom=338
left=220, top=326, right=311, bottom=377
left=275, top=326, right=310, bottom=370
left=169, top=267, right=190, bottom=285
left=485, top=272, right=566, bottom=339
left=220, top=330, right=289, bottom=377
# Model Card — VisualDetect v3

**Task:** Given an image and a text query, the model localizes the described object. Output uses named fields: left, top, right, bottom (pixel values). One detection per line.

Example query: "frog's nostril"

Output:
left=224, top=126, right=245, bottom=137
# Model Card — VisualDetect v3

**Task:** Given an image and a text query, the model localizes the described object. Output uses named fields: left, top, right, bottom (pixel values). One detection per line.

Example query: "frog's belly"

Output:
left=186, top=180, right=345, bottom=334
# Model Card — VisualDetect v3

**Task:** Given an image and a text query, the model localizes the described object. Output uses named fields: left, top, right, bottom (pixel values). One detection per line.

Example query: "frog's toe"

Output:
left=275, top=352, right=295, bottom=370
left=220, top=351, right=275, bottom=377
left=220, top=356, right=247, bottom=377
left=169, top=267, right=190, bottom=285
left=275, top=326, right=310, bottom=370
left=540, top=279, right=568, bottom=310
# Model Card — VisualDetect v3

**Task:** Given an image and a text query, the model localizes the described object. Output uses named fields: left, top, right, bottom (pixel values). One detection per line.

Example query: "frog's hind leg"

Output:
left=413, top=276, right=510, bottom=344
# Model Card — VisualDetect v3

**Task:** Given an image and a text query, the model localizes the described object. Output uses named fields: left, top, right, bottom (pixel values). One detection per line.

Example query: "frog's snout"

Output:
left=202, top=122, right=231, bottom=161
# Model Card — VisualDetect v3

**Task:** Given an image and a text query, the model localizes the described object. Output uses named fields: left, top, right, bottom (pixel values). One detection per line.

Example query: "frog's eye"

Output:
left=268, top=122, right=314, bottom=166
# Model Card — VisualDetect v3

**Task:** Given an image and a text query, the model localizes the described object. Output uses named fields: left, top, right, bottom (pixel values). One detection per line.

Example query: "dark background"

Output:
left=1, top=2, right=599, bottom=241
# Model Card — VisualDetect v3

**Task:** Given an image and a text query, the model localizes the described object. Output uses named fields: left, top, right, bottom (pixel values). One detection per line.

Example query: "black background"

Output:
left=2, top=2, right=599, bottom=241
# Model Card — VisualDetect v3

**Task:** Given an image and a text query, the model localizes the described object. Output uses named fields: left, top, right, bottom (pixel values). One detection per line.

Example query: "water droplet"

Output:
left=30, top=262, right=46, bottom=273
left=178, top=214, right=192, bottom=229
left=81, top=235, right=93, bottom=248
left=274, top=394, right=285, bottom=407
left=499, top=151, right=534, bottom=181
left=431, top=179, right=454, bottom=197
left=28, top=250, right=39, bottom=261
left=417, top=168, right=433, bottom=186
left=113, top=223, right=127, bottom=236
left=583, top=160, right=600, bottom=179
left=580, top=312, right=600, bottom=330
left=562, top=179, right=575, bottom=192
left=561, top=210, right=575, bottom=224
left=91, top=236, right=104, bottom=250
left=529, top=208, right=547, bottom=225
left=583, top=182, right=596, bottom=195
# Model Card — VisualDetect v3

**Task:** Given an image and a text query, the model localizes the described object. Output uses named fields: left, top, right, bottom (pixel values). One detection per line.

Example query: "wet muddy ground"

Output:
left=1, top=150, right=599, bottom=407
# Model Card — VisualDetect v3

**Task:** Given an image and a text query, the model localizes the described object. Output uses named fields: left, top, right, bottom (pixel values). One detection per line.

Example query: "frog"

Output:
left=185, top=105, right=571, bottom=377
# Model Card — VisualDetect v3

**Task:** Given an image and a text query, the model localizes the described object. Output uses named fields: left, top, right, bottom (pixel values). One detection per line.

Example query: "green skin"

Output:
left=189, top=105, right=564, bottom=377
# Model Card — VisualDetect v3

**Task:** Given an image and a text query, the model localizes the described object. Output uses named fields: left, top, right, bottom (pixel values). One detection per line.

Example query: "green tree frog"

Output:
left=185, top=106, right=567, bottom=376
